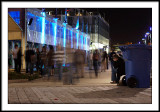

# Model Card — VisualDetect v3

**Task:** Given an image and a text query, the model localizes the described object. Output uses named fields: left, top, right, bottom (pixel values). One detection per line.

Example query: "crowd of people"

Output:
left=10, top=44, right=125, bottom=85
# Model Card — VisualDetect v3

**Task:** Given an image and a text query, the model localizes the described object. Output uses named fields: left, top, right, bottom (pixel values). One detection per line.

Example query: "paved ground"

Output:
left=8, top=68, right=152, bottom=104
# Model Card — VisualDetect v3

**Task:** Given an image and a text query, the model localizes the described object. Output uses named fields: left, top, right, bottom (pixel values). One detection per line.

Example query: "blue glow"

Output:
left=63, top=23, right=66, bottom=47
left=76, top=18, right=79, bottom=30
left=76, top=31, right=79, bottom=49
left=8, top=11, right=20, bottom=25
left=53, top=19, right=58, bottom=46
left=150, top=27, right=152, bottom=31
left=145, top=34, right=147, bottom=38
left=81, top=33, right=83, bottom=49
left=41, top=12, right=45, bottom=44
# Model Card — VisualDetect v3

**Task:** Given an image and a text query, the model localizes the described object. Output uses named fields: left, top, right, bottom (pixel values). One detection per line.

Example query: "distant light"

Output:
left=146, top=32, right=150, bottom=35
left=139, top=42, right=141, bottom=44
left=150, top=27, right=152, bottom=31
left=142, top=38, right=145, bottom=40
left=145, top=34, right=147, bottom=38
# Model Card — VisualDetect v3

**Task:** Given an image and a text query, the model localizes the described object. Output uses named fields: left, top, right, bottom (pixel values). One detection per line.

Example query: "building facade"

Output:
left=45, top=8, right=110, bottom=53
left=8, top=8, right=90, bottom=69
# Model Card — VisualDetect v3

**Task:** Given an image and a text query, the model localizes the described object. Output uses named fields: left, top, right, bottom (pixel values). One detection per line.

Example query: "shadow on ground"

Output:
left=73, top=86, right=148, bottom=98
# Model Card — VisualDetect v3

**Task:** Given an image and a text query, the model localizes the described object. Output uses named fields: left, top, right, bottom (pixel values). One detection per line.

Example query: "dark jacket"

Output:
left=113, top=57, right=125, bottom=76
left=17, top=49, right=22, bottom=64
left=109, top=51, right=116, bottom=62
left=25, top=50, right=31, bottom=62
left=47, top=50, right=54, bottom=66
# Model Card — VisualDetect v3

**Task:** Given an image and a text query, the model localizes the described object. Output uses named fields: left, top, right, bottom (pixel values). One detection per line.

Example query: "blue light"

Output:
left=53, top=19, right=58, bottom=46
left=81, top=34, right=83, bottom=50
left=145, top=34, right=147, bottom=38
left=8, top=11, right=20, bottom=25
left=63, top=23, right=66, bottom=47
left=76, top=18, right=79, bottom=30
left=150, top=27, right=152, bottom=31
left=41, top=12, right=45, bottom=44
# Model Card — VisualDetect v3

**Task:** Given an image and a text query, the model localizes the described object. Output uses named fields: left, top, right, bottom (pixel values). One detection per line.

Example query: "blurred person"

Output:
left=40, top=46, right=47, bottom=76
left=30, top=47, right=36, bottom=75
left=8, top=49, right=12, bottom=69
left=105, top=51, right=109, bottom=70
left=93, top=49, right=100, bottom=77
left=65, top=48, right=76, bottom=84
left=35, top=48, right=40, bottom=72
left=88, top=51, right=93, bottom=70
left=112, top=55, right=125, bottom=85
left=109, top=49, right=117, bottom=84
left=99, top=51, right=103, bottom=72
left=74, top=47, right=85, bottom=78
left=101, top=51, right=107, bottom=72
left=47, top=46, right=54, bottom=79
left=25, top=45, right=30, bottom=73
left=17, top=47, right=22, bottom=73
left=53, top=45, right=66, bottom=81
left=12, top=44, right=18, bottom=72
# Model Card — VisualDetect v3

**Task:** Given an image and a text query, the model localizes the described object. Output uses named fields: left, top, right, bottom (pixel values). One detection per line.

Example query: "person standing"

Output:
left=8, top=49, right=12, bottom=69
left=109, top=49, right=117, bottom=83
left=65, top=48, right=75, bottom=84
left=47, top=46, right=54, bottom=80
left=106, top=52, right=109, bottom=70
left=35, top=48, right=40, bottom=72
left=17, top=47, right=22, bottom=73
left=25, top=45, right=31, bottom=73
left=12, top=44, right=18, bottom=72
left=88, top=51, right=93, bottom=70
left=101, top=51, right=107, bottom=72
left=40, top=46, right=47, bottom=76
left=74, top=47, right=85, bottom=78
left=53, top=45, right=66, bottom=81
left=30, top=47, right=36, bottom=75
left=93, top=49, right=100, bottom=78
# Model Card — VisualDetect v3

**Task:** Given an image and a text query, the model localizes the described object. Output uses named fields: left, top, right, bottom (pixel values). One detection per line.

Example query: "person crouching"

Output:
left=112, top=55, right=125, bottom=85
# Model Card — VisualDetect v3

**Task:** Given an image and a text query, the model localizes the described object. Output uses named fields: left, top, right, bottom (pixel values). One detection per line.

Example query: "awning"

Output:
left=8, top=15, right=22, bottom=40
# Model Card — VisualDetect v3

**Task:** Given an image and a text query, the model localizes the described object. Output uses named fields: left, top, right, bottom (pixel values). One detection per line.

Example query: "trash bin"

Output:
left=119, top=44, right=152, bottom=88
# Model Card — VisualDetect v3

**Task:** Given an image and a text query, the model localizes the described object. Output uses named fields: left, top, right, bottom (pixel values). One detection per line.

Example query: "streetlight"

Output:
left=142, top=38, right=146, bottom=45
left=146, top=32, right=152, bottom=46
left=149, top=27, right=152, bottom=45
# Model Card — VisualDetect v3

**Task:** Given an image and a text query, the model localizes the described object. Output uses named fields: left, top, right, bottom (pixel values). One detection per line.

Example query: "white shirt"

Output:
left=13, top=48, right=18, bottom=59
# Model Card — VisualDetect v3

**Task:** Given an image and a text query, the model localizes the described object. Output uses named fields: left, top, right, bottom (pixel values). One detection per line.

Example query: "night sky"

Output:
left=83, top=8, right=152, bottom=45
